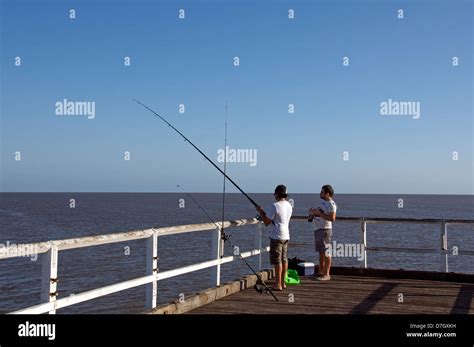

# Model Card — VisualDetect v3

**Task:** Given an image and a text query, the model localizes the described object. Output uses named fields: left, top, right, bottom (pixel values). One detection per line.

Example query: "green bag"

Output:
left=285, top=269, right=300, bottom=285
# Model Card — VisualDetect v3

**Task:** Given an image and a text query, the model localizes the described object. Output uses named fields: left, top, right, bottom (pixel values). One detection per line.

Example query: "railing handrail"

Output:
left=292, top=216, right=474, bottom=224
left=2, top=216, right=473, bottom=260
left=0, top=218, right=259, bottom=260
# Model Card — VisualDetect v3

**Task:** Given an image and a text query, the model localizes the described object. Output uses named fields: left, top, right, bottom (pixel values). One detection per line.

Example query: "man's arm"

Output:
left=322, top=211, right=336, bottom=222
left=313, top=209, right=336, bottom=222
left=256, top=206, right=273, bottom=226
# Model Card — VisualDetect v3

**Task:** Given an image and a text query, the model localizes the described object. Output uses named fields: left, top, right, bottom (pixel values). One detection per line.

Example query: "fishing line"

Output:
left=220, top=102, right=228, bottom=259
left=133, top=99, right=259, bottom=208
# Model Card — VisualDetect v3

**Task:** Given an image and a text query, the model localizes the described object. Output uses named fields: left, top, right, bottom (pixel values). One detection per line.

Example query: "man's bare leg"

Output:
left=324, top=255, right=332, bottom=277
left=274, top=263, right=282, bottom=289
left=282, top=262, right=288, bottom=289
left=318, top=252, right=325, bottom=275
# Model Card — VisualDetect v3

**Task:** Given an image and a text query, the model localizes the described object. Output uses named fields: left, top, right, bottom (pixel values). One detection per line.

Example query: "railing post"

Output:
left=360, top=218, right=368, bottom=268
left=145, top=231, right=158, bottom=310
left=41, top=243, right=58, bottom=314
left=210, top=224, right=223, bottom=287
left=440, top=221, right=448, bottom=272
left=255, top=222, right=263, bottom=271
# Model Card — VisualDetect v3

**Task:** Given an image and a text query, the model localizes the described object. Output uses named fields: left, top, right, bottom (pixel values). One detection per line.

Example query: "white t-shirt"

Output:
left=265, top=200, right=293, bottom=240
left=314, top=199, right=337, bottom=230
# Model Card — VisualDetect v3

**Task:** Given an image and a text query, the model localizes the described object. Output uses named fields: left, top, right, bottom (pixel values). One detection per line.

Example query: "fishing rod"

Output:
left=136, top=99, right=278, bottom=299
left=176, top=185, right=279, bottom=302
left=133, top=99, right=259, bottom=208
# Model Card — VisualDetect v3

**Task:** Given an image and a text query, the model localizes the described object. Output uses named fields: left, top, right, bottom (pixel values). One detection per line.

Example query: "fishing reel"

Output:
left=254, top=279, right=265, bottom=294
left=220, top=231, right=231, bottom=242
left=255, top=214, right=263, bottom=222
left=254, top=278, right=271, bottom=295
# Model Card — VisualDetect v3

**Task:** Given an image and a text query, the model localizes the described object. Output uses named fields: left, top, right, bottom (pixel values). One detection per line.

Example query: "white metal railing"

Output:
left=292, top=216, right=474, bottom=272
left=2, top=218, right=264, bottom=314
left=1, top=216, right=473, bottom=314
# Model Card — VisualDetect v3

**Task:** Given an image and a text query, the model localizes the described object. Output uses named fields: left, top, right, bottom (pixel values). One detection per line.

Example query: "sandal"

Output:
left=316, top=275, right=331, bottom=281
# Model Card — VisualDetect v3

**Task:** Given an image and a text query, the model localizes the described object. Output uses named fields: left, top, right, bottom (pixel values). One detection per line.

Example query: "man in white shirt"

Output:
left=308, top=185, right=337, bottom=281
left=256, top=185, right=293, bottom=291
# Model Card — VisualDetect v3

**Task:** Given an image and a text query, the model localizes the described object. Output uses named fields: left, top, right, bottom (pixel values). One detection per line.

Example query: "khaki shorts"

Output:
left=315, top=229, right=332, bottom=254
left=269, top=238, right=289, bottom=265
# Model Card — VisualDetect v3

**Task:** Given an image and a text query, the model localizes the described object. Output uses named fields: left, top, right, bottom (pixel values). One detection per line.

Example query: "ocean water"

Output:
left=0, top=193, right=472, bottom=313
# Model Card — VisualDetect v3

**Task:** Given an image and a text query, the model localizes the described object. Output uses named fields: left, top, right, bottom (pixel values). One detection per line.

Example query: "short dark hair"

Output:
left=321, top=184, right=334, bottom=197
left=274, top=184, right=288, bottom=199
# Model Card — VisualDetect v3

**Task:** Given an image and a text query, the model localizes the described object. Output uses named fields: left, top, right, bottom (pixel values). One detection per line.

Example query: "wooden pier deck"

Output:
left=152, top=267, right=474, bottom=314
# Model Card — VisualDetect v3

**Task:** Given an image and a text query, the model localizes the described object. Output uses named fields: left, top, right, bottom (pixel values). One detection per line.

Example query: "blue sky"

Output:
left=1, top=0, right=472, bottom=194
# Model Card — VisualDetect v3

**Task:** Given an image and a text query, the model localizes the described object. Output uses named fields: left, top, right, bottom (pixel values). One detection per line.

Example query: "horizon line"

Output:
left=1, top=191, right=473, bottom=196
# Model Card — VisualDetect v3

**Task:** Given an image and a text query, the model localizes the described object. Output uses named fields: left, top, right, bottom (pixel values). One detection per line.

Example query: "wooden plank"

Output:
left=330, top=266, right=474, bottom=283
left=189, top=274, right=474, bottom=315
